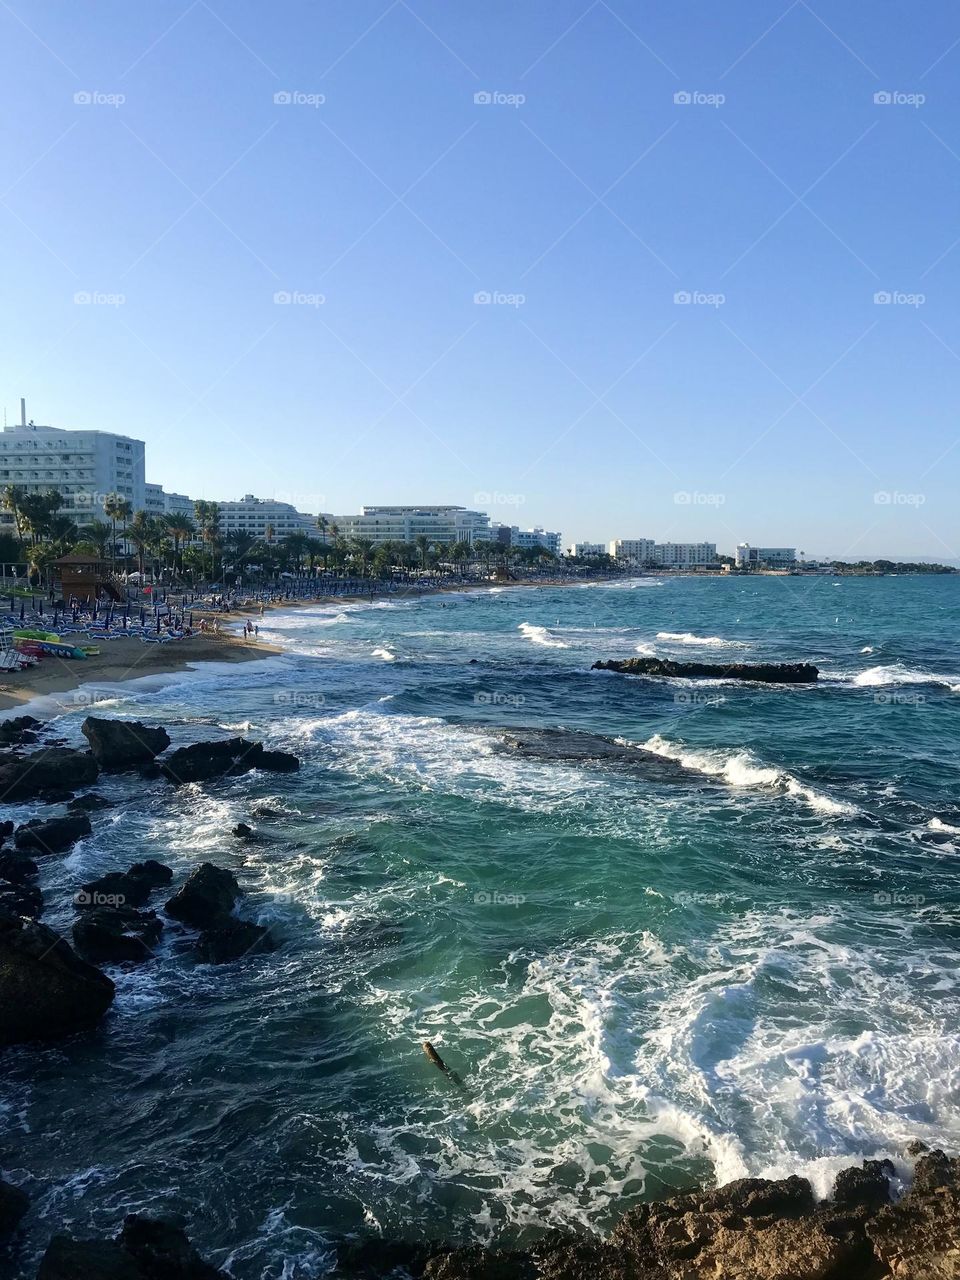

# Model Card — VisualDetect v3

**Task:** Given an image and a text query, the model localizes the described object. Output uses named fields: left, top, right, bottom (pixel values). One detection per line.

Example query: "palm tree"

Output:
left=163, top=514, right=196, bottom=578
left=2, top=485, right=28, bottom=555
left=127, top=510, right=154, bottom=579
left=414, top=535, right=431, bottom=573
left=349, top=537, right=375, bottom=577
left=281, top=532, right=309, bottom=576
left=304, top=537, right=325, bottom=575
left=76, top=519, right=113, bottom=560
left=193, top=500, right=222, bottom=582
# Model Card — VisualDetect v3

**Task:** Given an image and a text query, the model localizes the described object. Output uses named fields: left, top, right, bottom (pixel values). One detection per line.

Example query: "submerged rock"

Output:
left=232, top=822, right=255, bottom=840
left=165, top=863, right=240, bottom=929
left=0, top=916, right=114, bottom=1045
left=0, top=715, right=40, bottom=749
left=81, top=717, right=171, bottom=770
left=592, top=657, right=819, bottom=683
left=195, top=919, right=274, bottom=963
left=0, top=747, right=98, bottom=801
left=0, top=881, right=42, bottom=920
left=0, top=1177, right=28, bottom=1240
left=160, top=738, right=299, bottom=785
left=14, top=814, right=92, bottom=855
left=0, top=850, right=38, bottom=883
left=73, top=906, right=163, bottom=964
left=38, top=1213, right=223, bottom=1279
left=67, top=791, right=113, bottom=812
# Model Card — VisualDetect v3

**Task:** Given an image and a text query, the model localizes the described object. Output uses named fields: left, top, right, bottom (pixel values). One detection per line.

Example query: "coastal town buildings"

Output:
left=332, top=505, right=492, bottom=546
left=0, top=414, right=145, bottom=531
left=735, top=543, right=797, bottom=569
left=492, top=525, right=563, bottom=555
left=609, top=539, right=718, bottom=568
left=570, top=542, right=607, bottom=557
left=217, top=495, right=321, bottom=542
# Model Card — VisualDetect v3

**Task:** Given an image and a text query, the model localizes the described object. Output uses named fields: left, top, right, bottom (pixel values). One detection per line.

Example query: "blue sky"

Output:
left=2, top=0, right=959, bottom=559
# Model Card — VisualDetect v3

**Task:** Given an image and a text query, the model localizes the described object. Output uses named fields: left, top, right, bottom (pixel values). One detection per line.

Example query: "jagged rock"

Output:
left=67, top=793, right=113, bottom=813
left=232, top=822, right=255, bottom=839
left=195, top=919, right=274, bottom=963
left=38, top=1214, right=223, bottom=1279
left=866, top=1150, right=960, bottom=1280
left=0, top=850, right=38, bottom=882
left=165, top=864, right=240, bottom=929
left=0, top=746, right=98, bottom=801
left=0, top=820, right=12, bottom=839
left=907, top=1140, right=929, bottom=1156
left=14, top=814, right=91, bottom=855
left=77, top=861, right=173, bottom=910
left=424, top=1247, right=535, bottom=1280
left=73, top=907, right=162, bottom=964
left=0, top=1177, right=28, bottom=1240
left=81, top=717, right=171, bottom=770
left=0, top=881, right=42, bottom=919
left=0, top=715, right=40, bottom=747
left=833, top=1158, right=895, bottom=1209
left=160, top=738, right=299, bottom=785
left=592, top=657, right=819, bottom=683
left=0, top=916, right=114, bottom=1044
left=251, top=804, right=282, bottom=818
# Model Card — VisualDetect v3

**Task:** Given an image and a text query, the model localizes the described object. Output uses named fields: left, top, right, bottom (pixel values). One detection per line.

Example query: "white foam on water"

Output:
left=929, top=817, right=960, bottom=835
left=639, top=734, right=857, bottom=816
left=656, top=632, right=746, bottom=649
left=853, top=664, right=959, bottom=691
left=860, top=646, right=876, bottom=654
left=371, top=647, right=396, bottom=661
left=518, top=622, right=569, bottom=649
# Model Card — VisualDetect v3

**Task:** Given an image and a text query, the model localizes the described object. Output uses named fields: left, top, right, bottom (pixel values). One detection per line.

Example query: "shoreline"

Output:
left=0, top=575, right=618, bottom=714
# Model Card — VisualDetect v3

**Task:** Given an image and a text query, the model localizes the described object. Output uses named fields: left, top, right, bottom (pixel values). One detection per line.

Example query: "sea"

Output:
left=2, top=573, right=959, bottom=1278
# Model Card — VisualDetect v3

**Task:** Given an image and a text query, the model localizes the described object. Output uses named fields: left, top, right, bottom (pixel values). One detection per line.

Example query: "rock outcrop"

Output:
left=67, top=792, right=113, bottom=812
left=0, top=850, right=38, bottom=883
left=164, top=863, right=240, bottom=929
left=0, top=747, right=98, bottom=801
left=0, top=714, right=40, bottom=748
left=160, top=738, right=299, bottom=785
left=38, top=1214, right=223, bottom=1279
left=14, top=814, right=92, bottom=855
left=384, top=1154, right=960, bottom=1280
left=73, top=906, right=163, bottom=964
left=77, top=861, right=173, bottom=910
left=592, top=658, right=819, bottom=683
left=0, top=916, right=114, bottom=1044
left=195, top=919, right=274, bottom=963
left=0, top=1177, right=28, bottom=1240
left=81, top=717, right=171, bottom=771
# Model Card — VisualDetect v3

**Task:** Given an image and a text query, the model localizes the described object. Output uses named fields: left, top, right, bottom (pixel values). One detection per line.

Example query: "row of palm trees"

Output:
left=0, top=487, right=560, bottom=587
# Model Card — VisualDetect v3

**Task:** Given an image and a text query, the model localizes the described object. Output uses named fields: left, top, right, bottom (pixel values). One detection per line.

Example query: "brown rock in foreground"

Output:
left=342, top=1152, right=959, bottom=1280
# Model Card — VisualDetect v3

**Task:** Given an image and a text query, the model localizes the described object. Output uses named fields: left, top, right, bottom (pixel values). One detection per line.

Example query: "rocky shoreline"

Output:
left=592, top=658, right=820, bottom=683
left=1, top=716, right=958, bottom=1278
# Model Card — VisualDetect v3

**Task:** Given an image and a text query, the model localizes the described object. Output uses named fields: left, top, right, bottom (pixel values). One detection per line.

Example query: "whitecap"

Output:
left=518, top=622, right=569, bottom=649
left=656, top=632, right=746, bottom=649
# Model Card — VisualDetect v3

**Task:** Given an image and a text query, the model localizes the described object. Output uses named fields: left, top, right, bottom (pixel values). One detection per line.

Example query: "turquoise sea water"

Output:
left=2, top=574, right=959, bottom=1277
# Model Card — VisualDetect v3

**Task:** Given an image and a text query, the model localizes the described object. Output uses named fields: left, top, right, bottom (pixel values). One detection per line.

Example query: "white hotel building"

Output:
left=0, top=419, right=145, bottom=529
left=217, top=495, right=322, bottom=542
left=610, top=539, right=718, bottom=568
left=332, top=505, right=492, bottom=546
left=735, top=543, right=797, bottom=569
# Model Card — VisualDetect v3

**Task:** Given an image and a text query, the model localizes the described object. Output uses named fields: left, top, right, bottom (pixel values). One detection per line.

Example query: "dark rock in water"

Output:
left=484, top=726, right=700, bottom=785
left=0, top=916, right=114, bottom=1044
left=335, top=1237, right=439, bottom=1278
left=81, top=717, right=171, bottom=770
left=139, top=762, right=162, bottom=780
left=38, top=789, right=76, bottom=805
left=0, top=881, right=42, bottom=920
left=833, top=1158, right=895, bottom=1209
left=67, top=792, right=113, bottom=813
left=77, top=861, right=172, bottom=910
left=165, top=863, right=240, bottom=929
left=232, top=822, right=255, bottom=840
left=0, top=1177, right=28, bottom=1240
left=38, top=1214, right=223, bottom=1279
left=0, top=850, right=38, bottom=883
left=251, top=804, right=282, bottom=818
left=195, top=919, right=274, bottom=963
left=160, top=737, right=300, bottom=785
left=425, top=1246, right=535, bottom=1279
left=0, top=746, right=98, bottom=801
left=73, top=906, right=163, bottom=964
left=0, top=715, right=40, bottom=747
left=14, top=814, right=91, bottom=855
left=592, top=657, right=819, bottom=683
left=0, top=820, right=13, bottom=840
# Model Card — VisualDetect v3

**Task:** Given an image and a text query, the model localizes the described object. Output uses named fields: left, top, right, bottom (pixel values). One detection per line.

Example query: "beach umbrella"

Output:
left=140, top=608, right=145, bottom=625
left=156, top=614, right=161, bottom=634
left=122, top=613, right=127, bottom=630
left=19, top=603, right=24, bottom=621
left=189, top=612, right=193, bottom=626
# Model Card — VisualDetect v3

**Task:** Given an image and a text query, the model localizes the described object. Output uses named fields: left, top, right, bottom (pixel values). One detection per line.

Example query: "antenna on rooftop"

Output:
left=20, top=398, right=26, bottom=428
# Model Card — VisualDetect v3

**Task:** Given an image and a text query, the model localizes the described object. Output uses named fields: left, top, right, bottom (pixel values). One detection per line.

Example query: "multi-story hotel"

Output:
left=569, top=541, right=607, bottom=558
left=0, top=411, right=145, bottom=529
left=332, top=505, right=492, bottom=546
left=735, top=543, right=797, bottom=569
left=610, top=539, right=718, bottom=568
left=217, top=495, right=322, bottom=542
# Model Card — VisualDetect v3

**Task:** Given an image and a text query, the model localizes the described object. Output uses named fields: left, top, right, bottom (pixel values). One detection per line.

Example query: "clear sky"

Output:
left=2, top=1, right=959, bottom=559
